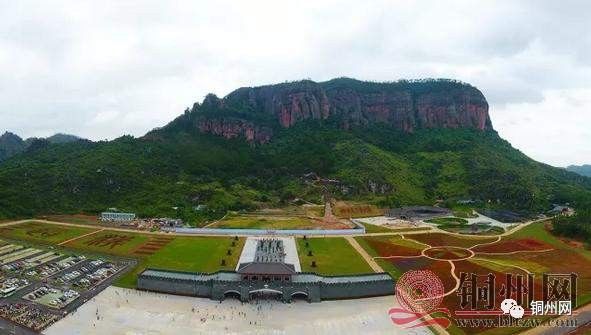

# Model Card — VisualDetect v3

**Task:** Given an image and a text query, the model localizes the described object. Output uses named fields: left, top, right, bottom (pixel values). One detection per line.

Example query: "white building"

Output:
left=100, top=212, right=136, bottom=222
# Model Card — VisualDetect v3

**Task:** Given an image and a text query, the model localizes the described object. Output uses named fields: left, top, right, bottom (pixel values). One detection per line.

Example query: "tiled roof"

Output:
left=237, top=262, right=296, bottom=275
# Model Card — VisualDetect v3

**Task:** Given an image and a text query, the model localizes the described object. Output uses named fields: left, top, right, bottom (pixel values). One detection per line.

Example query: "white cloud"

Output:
left=0, top=0, right=590, bottom=165
left=492, top=89, right=591, bottom=167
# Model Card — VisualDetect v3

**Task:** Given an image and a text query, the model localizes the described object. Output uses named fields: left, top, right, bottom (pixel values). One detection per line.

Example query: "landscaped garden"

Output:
left=355, top=221, right=591, bottom=335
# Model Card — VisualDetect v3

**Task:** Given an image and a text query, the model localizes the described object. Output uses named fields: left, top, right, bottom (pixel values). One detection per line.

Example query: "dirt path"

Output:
left=344, top=236, right=384, bottom=273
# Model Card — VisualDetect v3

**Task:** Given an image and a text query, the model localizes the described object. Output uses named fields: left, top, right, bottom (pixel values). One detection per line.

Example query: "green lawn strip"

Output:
left=296, top=237, right=373, bottom=275
left=115, top=236, right=245, bottom=288
left=0, top=221, right=98, bottom=245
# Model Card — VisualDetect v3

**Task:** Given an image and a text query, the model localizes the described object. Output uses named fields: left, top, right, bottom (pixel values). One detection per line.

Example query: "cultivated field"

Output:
left=332, top=201, right=384, bottom=218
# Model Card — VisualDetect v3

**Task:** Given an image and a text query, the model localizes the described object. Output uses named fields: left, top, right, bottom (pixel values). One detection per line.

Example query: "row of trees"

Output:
left=553, top=210, right=591, bottom=243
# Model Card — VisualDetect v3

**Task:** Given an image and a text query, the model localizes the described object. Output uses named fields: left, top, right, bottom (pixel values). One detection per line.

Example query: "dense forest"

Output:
left=1, top=124, right=590, bottom=225
left=0, top=78, right=590, bottom=225
left=553, top=210, right=591, bottom=243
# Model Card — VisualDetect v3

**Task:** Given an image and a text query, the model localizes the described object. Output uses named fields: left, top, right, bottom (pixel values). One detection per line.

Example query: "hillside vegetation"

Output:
left=1, top=79, right=590, bottom=224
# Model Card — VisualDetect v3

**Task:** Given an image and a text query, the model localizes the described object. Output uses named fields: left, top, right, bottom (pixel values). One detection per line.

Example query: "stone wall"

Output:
left=137, top=269, right=394, bottom=303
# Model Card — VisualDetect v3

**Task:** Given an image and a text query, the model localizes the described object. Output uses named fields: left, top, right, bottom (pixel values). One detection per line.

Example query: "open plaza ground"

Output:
left=45, top=286, right=429, bottom=335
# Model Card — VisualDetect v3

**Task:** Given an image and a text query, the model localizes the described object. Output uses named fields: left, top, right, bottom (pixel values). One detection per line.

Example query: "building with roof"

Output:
left=137, top=239, right=394, bottom=302
left=100, top=212, right=136, bottom=222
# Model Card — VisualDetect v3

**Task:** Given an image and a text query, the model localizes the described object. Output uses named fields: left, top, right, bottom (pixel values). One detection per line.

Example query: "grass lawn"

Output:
left=213, top=215, right=317, bottom=229
left=0, top=221, right=98, bottom=245
left=296, top=237, right=372, bottom=275
left=116, top=236, right=245, bottom=287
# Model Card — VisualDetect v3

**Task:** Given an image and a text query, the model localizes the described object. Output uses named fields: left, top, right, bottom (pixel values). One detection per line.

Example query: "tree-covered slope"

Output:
left=1, top=124, right=590, bottom=224
left=0, top=78, right=590, bottom=224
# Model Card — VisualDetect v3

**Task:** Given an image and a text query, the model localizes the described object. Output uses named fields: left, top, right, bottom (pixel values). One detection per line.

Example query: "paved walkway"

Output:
left=344, top=236, right=384, bottom=273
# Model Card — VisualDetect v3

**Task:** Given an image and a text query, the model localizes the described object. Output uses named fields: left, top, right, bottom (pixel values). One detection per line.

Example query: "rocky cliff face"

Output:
left=188, top=78, right=492, bottom=143
left=197, top=118, right=273, bottom=144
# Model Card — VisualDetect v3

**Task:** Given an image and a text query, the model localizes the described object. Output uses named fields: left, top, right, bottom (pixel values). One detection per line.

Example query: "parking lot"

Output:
left=0, top=239, right=134, bottom=332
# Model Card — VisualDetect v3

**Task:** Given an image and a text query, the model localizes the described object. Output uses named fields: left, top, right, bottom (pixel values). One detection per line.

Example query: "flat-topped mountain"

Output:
left=0, top=78, right=590, bottom=223
left=156, top=78, right=491, bottom=143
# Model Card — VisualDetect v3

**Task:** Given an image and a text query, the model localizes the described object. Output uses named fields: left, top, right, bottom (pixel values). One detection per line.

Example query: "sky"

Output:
left=1, top=0, right=590, bottom=167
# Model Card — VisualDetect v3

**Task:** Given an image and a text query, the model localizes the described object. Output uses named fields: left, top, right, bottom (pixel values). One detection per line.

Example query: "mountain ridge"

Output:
left=152, top=78, right=491, bottom=143
left=0, top=132, right=83, bottom=162
left=0, top=78, right=589, bottom=224
left=567, top=164, right=591, bottom=177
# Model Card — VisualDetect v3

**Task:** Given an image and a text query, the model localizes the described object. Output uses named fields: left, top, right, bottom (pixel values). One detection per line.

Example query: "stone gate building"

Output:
left=137, top=239, right=394, bottom=302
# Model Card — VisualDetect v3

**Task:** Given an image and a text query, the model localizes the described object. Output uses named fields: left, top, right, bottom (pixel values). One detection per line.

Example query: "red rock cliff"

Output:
left=193, top=78, right=492, bottom=142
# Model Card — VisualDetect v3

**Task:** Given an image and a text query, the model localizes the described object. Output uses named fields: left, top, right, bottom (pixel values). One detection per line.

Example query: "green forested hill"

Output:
left=1, top=124, right=590, bottom=224
left=1, top=78, right=590, bottom=224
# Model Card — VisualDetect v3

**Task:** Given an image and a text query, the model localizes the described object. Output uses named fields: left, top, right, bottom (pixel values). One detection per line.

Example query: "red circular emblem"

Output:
left=395, top=270, right=444, bottom=313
